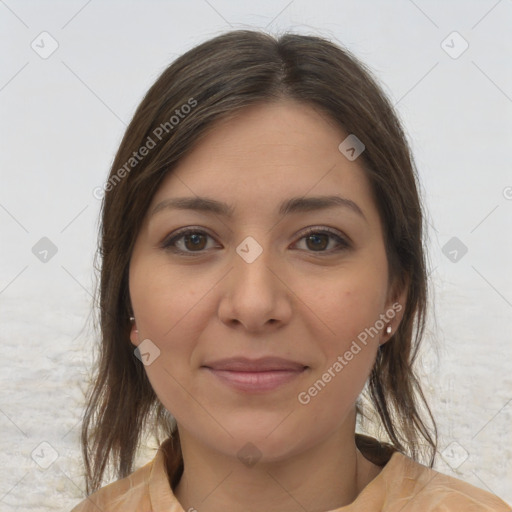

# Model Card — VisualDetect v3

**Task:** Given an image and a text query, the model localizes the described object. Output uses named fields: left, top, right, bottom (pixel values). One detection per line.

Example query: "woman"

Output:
left=71, top=30, right=510, bottom=511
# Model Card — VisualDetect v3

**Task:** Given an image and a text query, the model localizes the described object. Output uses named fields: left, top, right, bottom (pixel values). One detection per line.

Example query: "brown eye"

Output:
left=294, top=227, right=351, bottom=253
left=161, top=226, right=350, bottom=257
left=182, top=232, right=208, bottom=251
left=162, top=228, right=217, bottom=255
left=305, top=233, right=329, bottom=251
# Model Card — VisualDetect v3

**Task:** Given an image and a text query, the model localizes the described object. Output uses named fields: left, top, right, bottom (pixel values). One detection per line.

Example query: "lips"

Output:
left=203, top=356, right=307, bottom=372
left=202, top=357, right=308, bottom=393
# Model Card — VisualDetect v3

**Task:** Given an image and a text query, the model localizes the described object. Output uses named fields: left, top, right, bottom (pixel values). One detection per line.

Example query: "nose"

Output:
left=217, top=238, right=293, bottom=333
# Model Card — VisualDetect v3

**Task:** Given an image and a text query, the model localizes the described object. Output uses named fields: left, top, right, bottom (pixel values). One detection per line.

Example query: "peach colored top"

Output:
left=71, top=436, right=511, bottom=512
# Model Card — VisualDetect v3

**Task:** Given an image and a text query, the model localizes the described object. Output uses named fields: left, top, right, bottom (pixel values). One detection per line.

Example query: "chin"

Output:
left=223, top=422, right=317, bottom=464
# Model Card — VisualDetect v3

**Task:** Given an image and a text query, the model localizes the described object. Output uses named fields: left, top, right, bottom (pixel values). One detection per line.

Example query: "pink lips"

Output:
left=203, top=357, right=308, bottom=393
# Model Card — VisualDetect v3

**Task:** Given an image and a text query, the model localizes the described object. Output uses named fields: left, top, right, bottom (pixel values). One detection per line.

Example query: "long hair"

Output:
left=81, top=29, right=437, bottom=495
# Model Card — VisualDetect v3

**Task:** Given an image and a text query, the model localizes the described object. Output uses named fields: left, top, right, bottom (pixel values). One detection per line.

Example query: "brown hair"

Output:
left=81, top=29, right=437, bottom=495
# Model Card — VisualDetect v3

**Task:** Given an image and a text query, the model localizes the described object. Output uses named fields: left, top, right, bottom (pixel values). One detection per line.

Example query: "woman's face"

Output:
left=129, top=100, right=405, bottom=462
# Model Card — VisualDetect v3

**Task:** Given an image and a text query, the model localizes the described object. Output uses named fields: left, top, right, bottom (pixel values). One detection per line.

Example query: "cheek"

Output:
left=306, top=267, right=388, bottom=353
left=129, top=261, right=203, bottom=397
left=295, top=265, right=387, bottom=406
left=295, top=284, right=384, bottom=430
left=130, top=258, right=213, bottom=342
left=333, top=288, right=386, bottom=343
left=132, top=273, right=211, bottom=432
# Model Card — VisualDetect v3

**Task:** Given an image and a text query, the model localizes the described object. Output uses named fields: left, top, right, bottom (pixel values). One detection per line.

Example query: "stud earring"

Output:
left=385, top=325, right=392, bottom=335
left=129, top=316, right=138, bottom=334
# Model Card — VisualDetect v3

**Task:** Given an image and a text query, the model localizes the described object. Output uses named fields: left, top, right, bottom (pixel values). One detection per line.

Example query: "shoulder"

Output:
left=70, top=438, right=181, bottom=512
left=383, top=451, right=511, bottom=511
left=70, top=459, right=154, bottom=512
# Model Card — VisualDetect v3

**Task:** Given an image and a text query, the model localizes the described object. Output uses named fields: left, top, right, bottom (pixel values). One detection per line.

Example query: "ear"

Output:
left=380, top=278, right=408, bottom=345
left=129, top=319, right=140, bottom=346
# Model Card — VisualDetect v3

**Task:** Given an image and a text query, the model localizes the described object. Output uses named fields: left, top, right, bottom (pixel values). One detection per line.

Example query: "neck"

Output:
left=173, top=413, right=381, bottom=512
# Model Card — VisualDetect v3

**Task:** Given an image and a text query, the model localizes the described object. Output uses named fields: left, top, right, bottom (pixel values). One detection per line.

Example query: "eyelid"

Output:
left=297, top=226, right=351, bottom=247
left=160, top=226, right=218, bottom=254
left=161, top=225, right=351, bottom=255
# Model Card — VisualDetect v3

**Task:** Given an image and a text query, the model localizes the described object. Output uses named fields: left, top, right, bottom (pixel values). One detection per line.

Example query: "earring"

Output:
left=385, top=325, right=392, bottom=335
left=129, top=316, right=139, bottom=334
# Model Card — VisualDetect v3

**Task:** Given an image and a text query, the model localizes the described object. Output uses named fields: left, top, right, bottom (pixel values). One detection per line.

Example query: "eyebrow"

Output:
left=150, top=195, right=366, bottom=221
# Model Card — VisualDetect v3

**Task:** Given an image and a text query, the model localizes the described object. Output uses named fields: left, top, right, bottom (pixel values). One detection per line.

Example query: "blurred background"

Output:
left=1, top=0, right=511, bottom=509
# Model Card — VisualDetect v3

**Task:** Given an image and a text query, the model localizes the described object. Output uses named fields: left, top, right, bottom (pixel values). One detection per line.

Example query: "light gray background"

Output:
left=1, top=1, right=511, bottom=510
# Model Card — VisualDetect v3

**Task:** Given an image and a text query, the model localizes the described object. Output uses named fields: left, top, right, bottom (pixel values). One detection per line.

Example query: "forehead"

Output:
left=149, top=100, right=378, bottom=223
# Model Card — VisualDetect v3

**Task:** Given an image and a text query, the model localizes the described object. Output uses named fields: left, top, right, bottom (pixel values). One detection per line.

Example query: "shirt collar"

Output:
left=148, top=437, right=184, bottom=512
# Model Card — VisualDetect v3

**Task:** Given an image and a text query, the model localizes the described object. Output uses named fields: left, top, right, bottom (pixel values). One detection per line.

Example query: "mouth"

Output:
left=202, top=357, right=309, bottom=393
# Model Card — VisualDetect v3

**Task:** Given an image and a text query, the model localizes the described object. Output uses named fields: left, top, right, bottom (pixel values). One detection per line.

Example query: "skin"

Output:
left=129, top=99, right=407, bottom=511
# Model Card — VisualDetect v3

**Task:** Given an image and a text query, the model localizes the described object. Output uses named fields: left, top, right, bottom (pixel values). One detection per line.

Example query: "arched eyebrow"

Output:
left=150, top=195, right=366, bottom=222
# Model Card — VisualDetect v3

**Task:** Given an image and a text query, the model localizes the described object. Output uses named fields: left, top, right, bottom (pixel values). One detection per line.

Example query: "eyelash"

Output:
left=160, top=226, right=351, bottom=256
